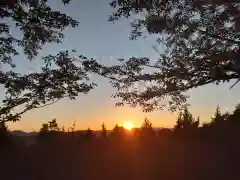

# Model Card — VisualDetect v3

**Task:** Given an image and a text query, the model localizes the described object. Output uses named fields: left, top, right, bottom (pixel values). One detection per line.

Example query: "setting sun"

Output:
left=123, top=121, right=134, bottom=131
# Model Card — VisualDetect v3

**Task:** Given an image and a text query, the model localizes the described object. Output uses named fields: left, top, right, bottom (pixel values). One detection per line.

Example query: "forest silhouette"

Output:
left=1, top=0, right=240, bottom=179
left=1, top=104, right=240, bottom=180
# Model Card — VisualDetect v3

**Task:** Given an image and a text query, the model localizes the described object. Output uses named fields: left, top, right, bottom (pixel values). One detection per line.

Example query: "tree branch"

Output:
left=197, top=29, right=240, bottom=45
left=0, top=96, right=69, bottom=123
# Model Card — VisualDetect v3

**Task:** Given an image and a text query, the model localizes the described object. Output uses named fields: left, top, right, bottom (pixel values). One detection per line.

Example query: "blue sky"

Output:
left=5, top=0, right=240, bottom=131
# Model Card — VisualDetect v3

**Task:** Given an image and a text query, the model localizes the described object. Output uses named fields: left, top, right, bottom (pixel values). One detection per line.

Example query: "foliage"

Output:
left=0, top=0, right=95, bottom=123
left=83, top=0, right=240, bottom=112
left=40, top=123, right=49, bottom=133
left=210, top=106, right=225, bottom=124
left=174, top=107, right=199, bottom=130
left=228, top=103, right=240, bottom=121
left=40, top=118, right=59, bottom=133
left=232, top=103, right=240, bottom=116
left=101, top=122, right=107, bottom=137
left=0, top=122, right=9, bottom=142
left=141, top=117, right=153, bottom=129
left=48, top=118, right=59, bottom=131
left=110, top=124, right=126, bottom=139
left=140, top=117, right=155, bottom=136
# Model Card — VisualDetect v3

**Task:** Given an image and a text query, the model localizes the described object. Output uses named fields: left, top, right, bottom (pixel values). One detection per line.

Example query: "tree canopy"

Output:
left=1, top=0, right=240, bottom=124
left=0, top=0, right=95, bottom=123
left=83, top=0, right=240, bottom=112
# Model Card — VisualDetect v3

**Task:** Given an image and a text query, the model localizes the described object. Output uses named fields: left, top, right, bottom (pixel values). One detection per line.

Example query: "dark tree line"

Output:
left=0, top=104, right=240, bottom=180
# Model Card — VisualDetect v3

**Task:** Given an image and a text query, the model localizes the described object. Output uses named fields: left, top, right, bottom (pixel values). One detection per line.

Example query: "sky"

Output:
left=4, top=0, right=240, bottom=131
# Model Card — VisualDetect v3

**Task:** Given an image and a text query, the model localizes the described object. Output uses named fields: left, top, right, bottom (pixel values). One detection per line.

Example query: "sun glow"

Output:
left=123, top=121, right=134, bottom=131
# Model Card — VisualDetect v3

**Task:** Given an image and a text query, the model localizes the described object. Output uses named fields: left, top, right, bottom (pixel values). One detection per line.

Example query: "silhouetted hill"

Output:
left=11, top=128, right=166, bottom=137
left=11, top=130, right=37, bottom=136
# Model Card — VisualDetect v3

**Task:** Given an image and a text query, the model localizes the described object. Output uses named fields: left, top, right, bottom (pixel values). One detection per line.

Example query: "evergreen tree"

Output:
left=101, top=123, right=107, bottom=138
left=70, top=121, right=76, bottom=137
left=140, top=117, right=155, bottom=137
left=210, top=106, right=225, bottom=125
left=229, top=103, right=240, bottom=122
left=233, top=103, right=240, bottom=117
left=174, top=107, right=199, bottom=131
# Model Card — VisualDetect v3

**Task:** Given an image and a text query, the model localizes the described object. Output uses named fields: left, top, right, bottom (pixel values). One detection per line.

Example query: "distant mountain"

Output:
left=10, top=127, right=168, bottom=137
left=11, top=130, right=37, bottom=136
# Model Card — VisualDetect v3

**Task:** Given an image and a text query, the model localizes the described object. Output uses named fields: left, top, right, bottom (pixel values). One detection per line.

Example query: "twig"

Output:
left=34, top=97, right=67, bottom=109
left=0, top=96, right=68, bottom=123
left=230, top=79, right=240, bottom=89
